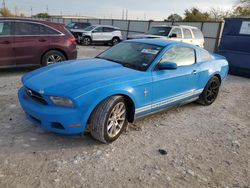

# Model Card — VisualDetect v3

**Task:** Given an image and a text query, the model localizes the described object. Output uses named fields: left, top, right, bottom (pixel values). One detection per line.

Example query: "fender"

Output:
left=79, top=87, right=138, bottom=129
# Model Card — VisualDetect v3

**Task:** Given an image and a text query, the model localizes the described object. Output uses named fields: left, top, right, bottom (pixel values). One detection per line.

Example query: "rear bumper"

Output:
left=18, top=87, right=86, bottom=135
left=67, top=48, right=77, bottom=60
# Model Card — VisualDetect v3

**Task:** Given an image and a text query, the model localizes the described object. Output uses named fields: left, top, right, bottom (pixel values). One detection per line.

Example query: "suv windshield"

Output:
left=84, top=26, right=96, bottom=31
left=147, top=27, right=171, bottom=36
left=66, top=22, right=75, bottom=29
left=97, top=42, right=163, bottom=71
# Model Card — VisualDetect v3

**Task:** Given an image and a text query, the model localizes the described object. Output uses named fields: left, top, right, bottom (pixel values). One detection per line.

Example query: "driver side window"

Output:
left=160, top=46, right=196, bottom=67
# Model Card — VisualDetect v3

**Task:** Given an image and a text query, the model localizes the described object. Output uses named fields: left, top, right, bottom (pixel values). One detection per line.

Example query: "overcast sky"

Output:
left=5, top=0, right=235, bottom=20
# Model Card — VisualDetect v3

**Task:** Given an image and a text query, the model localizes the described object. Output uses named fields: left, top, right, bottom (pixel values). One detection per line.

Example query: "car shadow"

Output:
left=0, top=67, right=37, bottom=76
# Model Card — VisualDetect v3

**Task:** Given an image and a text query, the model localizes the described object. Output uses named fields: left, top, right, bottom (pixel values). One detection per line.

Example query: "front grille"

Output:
left=25, top=88, right=48, bottom=105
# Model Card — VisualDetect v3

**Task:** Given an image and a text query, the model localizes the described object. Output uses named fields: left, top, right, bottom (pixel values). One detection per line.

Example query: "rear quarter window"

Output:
left=183, top=28, right=193, bottom=39
left=192, top=29, right=204, bottom=39
left=200, top=49, right=212, bottom=61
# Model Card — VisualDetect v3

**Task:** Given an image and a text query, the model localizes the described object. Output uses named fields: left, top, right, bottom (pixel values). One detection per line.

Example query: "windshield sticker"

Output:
left=158, top=30, right=166, bottom=33
left=141, top=49, right=159, bottom=55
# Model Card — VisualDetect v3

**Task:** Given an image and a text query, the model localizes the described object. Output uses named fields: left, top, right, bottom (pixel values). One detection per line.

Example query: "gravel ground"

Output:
left=0, top=45, right=249, bottom=188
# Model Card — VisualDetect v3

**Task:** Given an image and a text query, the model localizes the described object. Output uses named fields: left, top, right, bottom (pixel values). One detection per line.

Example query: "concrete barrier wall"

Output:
left=47, top=18, right=223, bottom=52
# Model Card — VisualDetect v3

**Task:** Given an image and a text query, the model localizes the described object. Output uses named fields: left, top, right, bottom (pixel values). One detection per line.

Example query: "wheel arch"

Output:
left=86, top=92, right=136, bottom=125
left=213, top=73, right=222, bottom=83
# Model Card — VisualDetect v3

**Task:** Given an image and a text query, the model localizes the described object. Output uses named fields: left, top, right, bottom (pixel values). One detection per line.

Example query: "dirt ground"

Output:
left=0, top=46, right=249, bottom=188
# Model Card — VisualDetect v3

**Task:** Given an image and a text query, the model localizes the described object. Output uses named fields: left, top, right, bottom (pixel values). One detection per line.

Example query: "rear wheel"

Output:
left=41, top=50, right=66, bottom=66
left=197, top=76, right=221, bottom=105
left=90, top=96, right=128, bottom=143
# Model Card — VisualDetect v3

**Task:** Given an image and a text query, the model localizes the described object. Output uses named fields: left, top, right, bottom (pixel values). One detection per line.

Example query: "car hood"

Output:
left=128, top=34, right=165, bottom=39
left=22, top=58, right=143, bottom=98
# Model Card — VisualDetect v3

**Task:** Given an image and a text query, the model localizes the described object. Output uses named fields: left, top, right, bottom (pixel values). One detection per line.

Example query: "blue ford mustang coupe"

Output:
left=18, top=39, right=228, bottom=143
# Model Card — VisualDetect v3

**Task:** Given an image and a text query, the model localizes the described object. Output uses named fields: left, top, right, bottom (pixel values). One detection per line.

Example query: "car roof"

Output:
left=126, top=39, right=197, bottom=48
left=151, top=25, right=199, bottom=29
left=92, top=25, right=120, bottom=29
left=0, top=17, right=63, bottom=26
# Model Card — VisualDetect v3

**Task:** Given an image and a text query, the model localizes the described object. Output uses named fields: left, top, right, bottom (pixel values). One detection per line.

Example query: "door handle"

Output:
left=0, top=41, right=11, bottom=44
left=38, top=39, right=47, bottom=42
left=192, top=70, right=197, bottom=75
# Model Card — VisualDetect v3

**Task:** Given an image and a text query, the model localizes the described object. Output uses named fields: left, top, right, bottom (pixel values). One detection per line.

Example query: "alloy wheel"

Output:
left=83, top=38, right=91, bottom=46
left=206, top=80, right=220, bottom=103
left=107, top=102, right=126, bottom=138
left=47, top=54, right=63, bottom=65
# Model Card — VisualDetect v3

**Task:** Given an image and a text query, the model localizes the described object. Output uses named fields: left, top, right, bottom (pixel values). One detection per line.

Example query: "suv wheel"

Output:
left=82, top=37, right=91, bottom=46
left=42, top=50, right=66, bottom=66
left=112, top=38, right=120, bottom=46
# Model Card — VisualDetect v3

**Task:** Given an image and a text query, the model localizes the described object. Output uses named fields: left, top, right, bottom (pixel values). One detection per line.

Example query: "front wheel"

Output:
left=82, top=37, right=91, bottom=46
left=197, top=76, right=221, bottom=105
left=90, top=96, right=128, bottom=143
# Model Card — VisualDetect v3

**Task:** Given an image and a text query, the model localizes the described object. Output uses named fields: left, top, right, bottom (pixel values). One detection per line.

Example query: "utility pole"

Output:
left=2, top=0, right=6, bottom=9
left=30, top=7, right=33, bottom=17
left=46, top=4, right=48, bottom=14
left=125, top=9, right=128, bottom=20
left=14, top=6, right=18, bottom=16
left=122, top=9, right=124, bottom=20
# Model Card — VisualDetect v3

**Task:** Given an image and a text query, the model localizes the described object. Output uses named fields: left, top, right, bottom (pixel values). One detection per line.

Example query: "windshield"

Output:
left=97, top=42, right=163, bottom=71
left=66, top=22, right=75, bottom=29
left=147, top=27, right=171, bottom=36
left=84, top=25, right=96, bottom=31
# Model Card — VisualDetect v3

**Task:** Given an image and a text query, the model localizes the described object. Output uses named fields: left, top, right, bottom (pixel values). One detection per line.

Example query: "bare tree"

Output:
left=209, top=8, right=232, bottom=21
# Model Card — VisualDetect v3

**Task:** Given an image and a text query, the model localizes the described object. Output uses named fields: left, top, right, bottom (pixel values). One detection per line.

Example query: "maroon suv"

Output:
left=0, top=18, right=77, bottom=68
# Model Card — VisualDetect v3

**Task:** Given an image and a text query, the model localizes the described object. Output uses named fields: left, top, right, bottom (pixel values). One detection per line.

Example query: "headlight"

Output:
left=49, top=96, right=74, bottom=107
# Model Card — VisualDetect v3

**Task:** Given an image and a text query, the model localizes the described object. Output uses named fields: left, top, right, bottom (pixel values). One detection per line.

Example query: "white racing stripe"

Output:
left=135, top=88, right=204, bottom=114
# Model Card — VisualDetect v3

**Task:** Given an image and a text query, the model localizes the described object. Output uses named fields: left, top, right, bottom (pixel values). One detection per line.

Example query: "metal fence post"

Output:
left=215, top=21, right=223, bottom=52
left=127, top=20, right=131, bottom=38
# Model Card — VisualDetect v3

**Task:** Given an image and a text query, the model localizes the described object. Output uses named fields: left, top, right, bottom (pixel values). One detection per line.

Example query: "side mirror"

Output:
left=169, top=33, right=177, bottom=38
left=159, top=61, right=177, bottom=70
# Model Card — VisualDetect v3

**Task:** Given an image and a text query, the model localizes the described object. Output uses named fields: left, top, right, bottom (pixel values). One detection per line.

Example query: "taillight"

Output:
left=69, top=37, right=76, bottom=43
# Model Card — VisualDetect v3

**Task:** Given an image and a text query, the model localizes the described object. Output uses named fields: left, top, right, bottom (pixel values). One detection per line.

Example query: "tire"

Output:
left=197, top=76, right=221, bottom=106
left=82, top=37, right=91, bottom=46
left=111, top=37, right=120, bottom=46
left=90, top=96, right=128, bottom=143
left=42, top=50, right=66, bottom=66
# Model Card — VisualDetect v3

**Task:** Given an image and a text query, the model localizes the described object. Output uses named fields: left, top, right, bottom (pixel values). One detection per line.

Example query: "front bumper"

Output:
left=18, top=87, right=86, bottom=135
